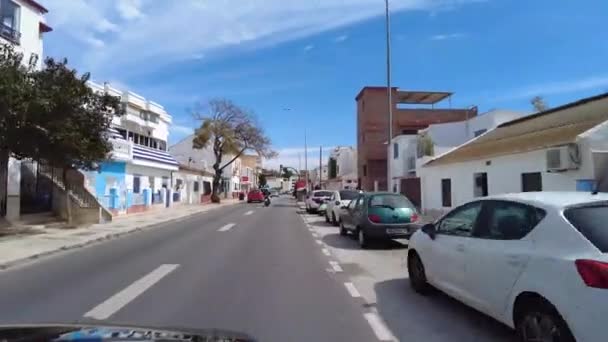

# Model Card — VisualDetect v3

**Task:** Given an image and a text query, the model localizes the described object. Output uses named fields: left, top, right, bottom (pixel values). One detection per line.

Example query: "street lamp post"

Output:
left=385, top=0, right=393, bottom=192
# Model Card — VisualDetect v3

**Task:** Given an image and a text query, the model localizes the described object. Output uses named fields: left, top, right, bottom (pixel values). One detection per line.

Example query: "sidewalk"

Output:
left=0, top=199, right=241, bottom=270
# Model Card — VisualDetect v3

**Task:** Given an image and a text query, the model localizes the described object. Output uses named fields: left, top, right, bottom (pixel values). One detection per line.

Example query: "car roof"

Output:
left=365, top=192, right=403, bottom=196
left=482, top=191, right=608, bottom=209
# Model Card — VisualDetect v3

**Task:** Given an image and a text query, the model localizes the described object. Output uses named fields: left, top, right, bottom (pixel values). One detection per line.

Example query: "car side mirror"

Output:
left=421, top=223, right=436, bottom=240
left=335, top=200, right=340, bottom=205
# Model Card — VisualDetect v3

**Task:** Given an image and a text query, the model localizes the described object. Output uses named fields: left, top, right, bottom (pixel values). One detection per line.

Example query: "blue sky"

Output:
left=42, top=0, right=608, bottom=169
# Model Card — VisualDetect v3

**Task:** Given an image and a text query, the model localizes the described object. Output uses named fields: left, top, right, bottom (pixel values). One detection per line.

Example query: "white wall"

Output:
left=328, top=146, right=357, bottom=178
left=0, top=0, right=47, bottom=70
left=420, top=146, right=595, bottom=213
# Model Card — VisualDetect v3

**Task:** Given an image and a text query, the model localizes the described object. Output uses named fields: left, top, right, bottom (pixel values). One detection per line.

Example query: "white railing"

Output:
left=110, top=139, right=133, bottom=161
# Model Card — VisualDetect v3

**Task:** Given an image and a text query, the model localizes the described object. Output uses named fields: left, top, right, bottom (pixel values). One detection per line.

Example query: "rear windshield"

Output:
left=339, top=191, right=359, bottom=200
left=564, top=204, right=608, bottom=253
left=313, top=191, right=333, bottom=197
left=369, top=194, right=415, bottom=209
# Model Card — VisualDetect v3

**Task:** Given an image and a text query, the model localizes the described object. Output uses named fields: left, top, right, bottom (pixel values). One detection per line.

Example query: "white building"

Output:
left=326, top=146, right=358, bottom=190
left=169, top=135, right=242, bottom=198
left=310, top=165, right=328, bottom=189
left=390, top=109, right=526, bottom=206
left=2, top=0, right=51, bottom=220
left=419, top=93, right=608, bottom=217
left=82, top=81, right=179, bottom=214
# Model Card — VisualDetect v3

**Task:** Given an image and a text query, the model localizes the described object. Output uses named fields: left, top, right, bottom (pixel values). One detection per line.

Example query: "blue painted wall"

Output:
left=89, top=162, right=127, bottom=199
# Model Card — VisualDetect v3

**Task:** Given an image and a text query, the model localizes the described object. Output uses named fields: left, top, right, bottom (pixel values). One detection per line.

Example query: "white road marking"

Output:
left=344, top=282, right=361, bottom=298
left=218, top=223, right=236, bottom=232
left=364, top=312, right=394, bottom=341
left=329, top=261, right=343, bottom=272
left=322, top=248, right=331, bottom=256
left=315, top=240, right=323, bottom=245
left=244, top=210, right=254, bottom=216
left=312, top=233, right=319, bottom=238
left=84, top=264, right=179, bottom=320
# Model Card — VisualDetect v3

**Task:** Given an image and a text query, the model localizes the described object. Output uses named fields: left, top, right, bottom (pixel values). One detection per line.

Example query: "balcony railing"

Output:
left=0, top=23, right=20, bottom=44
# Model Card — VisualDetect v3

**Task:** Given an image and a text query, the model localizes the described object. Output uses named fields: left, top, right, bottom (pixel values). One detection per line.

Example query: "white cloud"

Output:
left=44, top=0, right=481, bottom=76
left=116, top=0, right=144, bottom=20
left=499, top=75, right=608, bottom=101
left=430, top=33, right=464, bottom=40
left=334, top=34, right=348, bottom=42
left=190, top=53, right=205, bottom=60
left=303, top=44, right=314, bottom=52
left=263, top=146, right=335, bottom=170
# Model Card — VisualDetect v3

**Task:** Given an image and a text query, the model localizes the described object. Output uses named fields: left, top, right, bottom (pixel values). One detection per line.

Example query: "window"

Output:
left=354, top=196, right=364, bottom=210
left=133, top=176, right=141, bottom=193
left=0, top=0, right=20, bottom=42
left=438, top=201, right=483, bottom=236
left=564, top=204, right=608, bottom=253
left=474, top=129, right=487, bottom=137
left=522, top=172, right=542, bottom=192
left=363, top=164, right=367, bottom=176
left=476, top=201, right=545, bottom=240
left=441, top=179, right=452, bottom=207
left=193, top=181, right=200, bottom=192
left=393, top=143, right=399, bottom=159
left=149, top=114, right=159, bottom=123
left=474, top=172, right=488, bottom=197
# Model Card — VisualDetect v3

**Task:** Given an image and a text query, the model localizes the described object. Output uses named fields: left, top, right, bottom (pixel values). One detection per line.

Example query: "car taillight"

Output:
left=575, top=259, right=608, bottom=289
left=368, top=214, right=381, bottom=223
left=410, top=213, right=419, bottom=222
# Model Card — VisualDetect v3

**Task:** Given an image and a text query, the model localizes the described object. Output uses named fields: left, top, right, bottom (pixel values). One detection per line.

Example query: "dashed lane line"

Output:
left=84, top=264, right=179, bottom=320
left=364, top=312, right=395, bottom=341
left=244, top=210, right=254, bottom=216
left=218, top=223, right=236, bottom=232
left=315, top=240, right=323, bottom=245
left=322, top=248, right=331, bottom=256
left=344, top=282, right=361, bottom=298
left=329, top=261, right=343, bottom=272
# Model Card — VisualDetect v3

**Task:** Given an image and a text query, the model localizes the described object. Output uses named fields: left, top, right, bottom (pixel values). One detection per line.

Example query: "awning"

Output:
left=107, top=127, right=124, bottom=140
left=133, top=145, right=178, bottom=166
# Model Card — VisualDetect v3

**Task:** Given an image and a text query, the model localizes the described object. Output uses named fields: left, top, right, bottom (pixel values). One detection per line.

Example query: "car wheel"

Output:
left=357, top=228, right=369, bottom=249
left=325, top=213, right=330, bottom=223
left=408, top=252, right=433, bottom=295
left=339, top=220, right=347, bottom=236
left=515, top=299, right=575, bottom=342
left=332, top=213, right=338, bottom=226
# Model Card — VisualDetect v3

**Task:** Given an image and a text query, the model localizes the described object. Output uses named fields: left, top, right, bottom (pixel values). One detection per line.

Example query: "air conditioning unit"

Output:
left=546, top=144, right=580, bottom=172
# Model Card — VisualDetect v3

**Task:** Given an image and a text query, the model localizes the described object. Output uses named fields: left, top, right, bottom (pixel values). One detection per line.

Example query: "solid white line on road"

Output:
left=218, top=223, right=236, bottom=232
left=244, top=210, right=254, bottom=216
left=344, top=282, right=361, bottom=298
left=329, top=261, right=343, bottom=272
left=312, top=233, right=319, bottom=238
left=315, top=240, right=323, bottom=245
left=364, top=312, right=394, bottom=341
left=322, top=248, right=331, bottom=256
left=84, top=264, right=179, bottom=320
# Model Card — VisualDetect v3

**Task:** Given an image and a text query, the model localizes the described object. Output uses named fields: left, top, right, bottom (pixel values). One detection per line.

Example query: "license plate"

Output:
left=387, top=228, right=409, bottom=234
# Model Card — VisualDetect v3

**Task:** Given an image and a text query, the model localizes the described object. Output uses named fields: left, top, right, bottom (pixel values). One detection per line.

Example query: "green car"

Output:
left=318, top=202, right=328, bottom=215
left=339, top=192, right=420, bottom=248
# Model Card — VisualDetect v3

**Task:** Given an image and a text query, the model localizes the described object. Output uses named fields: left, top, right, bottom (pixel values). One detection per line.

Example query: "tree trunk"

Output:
left=0, top=148, right=9, bottom=217
left=211, top=172, right=221, bottom=203
left=62, top=168, right=73, bottom=226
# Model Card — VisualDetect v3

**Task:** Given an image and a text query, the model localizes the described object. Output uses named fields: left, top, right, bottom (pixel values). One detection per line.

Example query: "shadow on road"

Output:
left=374, top=278, right=515, bottom=342
left=322, top=233, right=408, bottom=250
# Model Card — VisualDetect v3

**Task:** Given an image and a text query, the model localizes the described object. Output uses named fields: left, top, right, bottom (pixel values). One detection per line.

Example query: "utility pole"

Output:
left=304, top=128, right=308, bottom=192
left=319, top=146, right=322, bottom=189
left=385, top=0, right=393, bottom=192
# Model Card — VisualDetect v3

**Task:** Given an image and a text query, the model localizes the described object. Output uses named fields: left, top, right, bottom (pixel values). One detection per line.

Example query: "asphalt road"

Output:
left=0, top=197, right=381, bottom=342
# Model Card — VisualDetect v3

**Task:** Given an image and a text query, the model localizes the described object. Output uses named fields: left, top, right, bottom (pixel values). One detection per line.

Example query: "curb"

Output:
left=0, top=201, right=242, bottom=271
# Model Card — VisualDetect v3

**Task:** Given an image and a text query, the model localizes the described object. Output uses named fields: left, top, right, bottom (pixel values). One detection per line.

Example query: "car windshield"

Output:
left=314, top=191, right=333, bottom=197
left=339, top=191, right=359, bottom=200
left=564, top=204, right=608, bottom=253
left=369, top=194, right=415, bottom=210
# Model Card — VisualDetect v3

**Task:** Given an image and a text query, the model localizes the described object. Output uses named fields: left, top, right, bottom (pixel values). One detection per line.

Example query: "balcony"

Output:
left=0, top=23, right=20, bottom=44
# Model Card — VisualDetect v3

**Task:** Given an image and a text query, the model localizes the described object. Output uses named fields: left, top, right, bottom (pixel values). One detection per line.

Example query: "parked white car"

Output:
left=305, top=190, right=333, bottom=213
left=408, top=192, right=608, bottom=342
left=324, top=190, right=361, bottom=226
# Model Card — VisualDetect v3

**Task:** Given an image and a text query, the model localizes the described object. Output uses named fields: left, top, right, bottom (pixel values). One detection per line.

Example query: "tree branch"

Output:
left=220, top=147, right=247, bottom=171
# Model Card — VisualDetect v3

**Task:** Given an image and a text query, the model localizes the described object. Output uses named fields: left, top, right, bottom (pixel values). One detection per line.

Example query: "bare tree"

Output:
left=192, top=99, right=276, bottom=202
left=531, top=96, right=549, bottom=112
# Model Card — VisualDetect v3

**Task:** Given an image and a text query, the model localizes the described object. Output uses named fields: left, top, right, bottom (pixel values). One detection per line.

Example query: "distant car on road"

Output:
left=407, top=192, right=608, bottom=342
left=325, top=190, right=361, bottom=226
left=339, top=192, right=419, bottom=248
left=305, top=190, right=333, bottom=213
left=246, top=189, right=265, bottom=203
